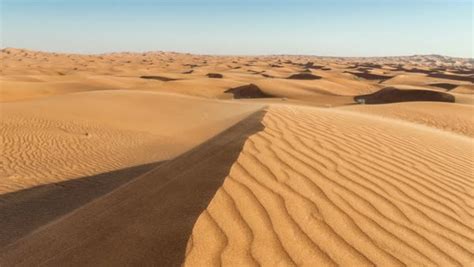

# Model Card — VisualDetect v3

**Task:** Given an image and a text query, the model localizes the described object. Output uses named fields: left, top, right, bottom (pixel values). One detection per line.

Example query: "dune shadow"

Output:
left=292, top=62, right=324, bottom=70
left=206, top=73, right=223, bottom=78
left=261, top=73, right=274, bottom=78
left=140, top=75, right=179, bottom=81
left=0, top=162, right=163, bottom=248
left=396, top=67, right=433, bottom=74
left=225, top=84, right=275, bottom=99
left=428, top=73, right=474, bottom=83
left=354, top=87, right=455, bottom=104
left=0, top=110, right=267, bottom=267
left=269, top=64, right=283, bottom=68
left=182, top=64, right=198, bottom=68
left=287, top=73, right=322, bottom=80
left=429, top=83, right=459, bottom=90
left=451, top=69, right=474, bottom=75
left=346, top=71, right=393, bottom=81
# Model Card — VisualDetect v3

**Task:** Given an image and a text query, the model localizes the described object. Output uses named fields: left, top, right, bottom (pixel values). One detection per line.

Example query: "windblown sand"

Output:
left=0, top=48, right=473, bottom=266
left=0, top=90, right=261, bottom=194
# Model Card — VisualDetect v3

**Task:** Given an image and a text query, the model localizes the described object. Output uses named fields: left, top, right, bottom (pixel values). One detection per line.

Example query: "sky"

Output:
left=1, top=0, right=473, bottom=57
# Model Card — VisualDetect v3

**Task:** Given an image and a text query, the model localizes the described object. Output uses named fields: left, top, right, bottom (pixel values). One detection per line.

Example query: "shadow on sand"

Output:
left=0, top=162, right=163, bottom=248
left=354, top=87, right=455, bottom=104
left=225, top=84, right=275, bottom=99
left=0, top=109, right=267, bottom=267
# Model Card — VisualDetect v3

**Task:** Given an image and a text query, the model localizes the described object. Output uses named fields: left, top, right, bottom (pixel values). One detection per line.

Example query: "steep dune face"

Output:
left=185, top=106, right=474, bottom=266
left=354, top=87, right=455, bottom=104
left=287, top=73, right=322, bottom=80
left=0, top=90, right=262, bottom=194
left=225, top=84, right=274, bottom=99
left=2, top=106, right=472, bottom=266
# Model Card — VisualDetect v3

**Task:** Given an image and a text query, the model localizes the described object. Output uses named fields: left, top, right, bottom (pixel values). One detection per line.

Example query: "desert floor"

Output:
left=1, top=48, right=473, bottom=266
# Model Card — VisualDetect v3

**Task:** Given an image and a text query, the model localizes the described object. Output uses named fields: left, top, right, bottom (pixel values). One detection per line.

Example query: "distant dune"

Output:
left=342, top=102, right=474, bottom=137
left=354, top=87, right=455, bottom=104
left=0, top=48, right=473, bottom=266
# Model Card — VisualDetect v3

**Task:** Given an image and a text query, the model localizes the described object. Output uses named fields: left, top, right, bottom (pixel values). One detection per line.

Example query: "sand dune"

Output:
left=346, top=71, right=393, bottom=81
left=452, top=84, right=474, bottom=94
left=0, top=75, right=154, bottom=102
left=341, top=102, right=474, bottom=137
left=429, top=83, right=459, bottom=90
left=154, top=78, right=245, bottom=99
left=0, top=90, right=262, bottom=194
left=354, top=87, right=455, bottom=104
left=225, top=84, right=274, bottom=99
left=0, top=89, right=262, bottom=247
left=0, top=110, right=267, bottom=265
left=251, top=78, right=376, bottom=105
left=382, top=74, right=472, bottom=90
left=428, top=73, right=474, bottom=83
left=287, top=73, right=322, bottom=80
left=2, top=48, right=471, bottom=104
left=140, top=75, right=181, bottom=81
left=1, top=49, right=473, bottom=266
left=185, top=106, right=473, bottom=266
left=1, top=105, right=472, bottom=266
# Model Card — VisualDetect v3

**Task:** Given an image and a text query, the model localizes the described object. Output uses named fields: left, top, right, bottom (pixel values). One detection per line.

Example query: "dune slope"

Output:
left=185, top=106, right=473, bottom=266
left=1, top=105, right=472, bottom=266
left=341, top=102, right=474, bottom=137
left=0, top=109, right=267, bottom=266
left=0, top=90, right=262, bottom=194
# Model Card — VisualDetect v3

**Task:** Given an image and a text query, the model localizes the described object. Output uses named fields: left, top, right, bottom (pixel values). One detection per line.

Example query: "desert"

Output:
left=0, top=47, right=473, bottom=266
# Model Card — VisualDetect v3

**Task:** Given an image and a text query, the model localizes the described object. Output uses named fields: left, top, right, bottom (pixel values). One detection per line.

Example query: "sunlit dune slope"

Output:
left=341, top=102, right=474, bottom=137
left=185, top=106, right=473, bottom=266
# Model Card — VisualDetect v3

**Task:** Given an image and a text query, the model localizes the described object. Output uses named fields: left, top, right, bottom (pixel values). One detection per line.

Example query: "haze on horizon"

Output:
left=1, top=0, right=473, bottom=57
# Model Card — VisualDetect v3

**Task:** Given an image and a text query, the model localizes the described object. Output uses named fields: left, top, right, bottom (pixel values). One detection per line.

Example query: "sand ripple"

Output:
left=185, top=106, right=474, bottom=266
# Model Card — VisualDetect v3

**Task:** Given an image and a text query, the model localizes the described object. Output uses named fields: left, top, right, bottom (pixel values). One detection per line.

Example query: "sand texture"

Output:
left=1, top=48, right=473, bottom=266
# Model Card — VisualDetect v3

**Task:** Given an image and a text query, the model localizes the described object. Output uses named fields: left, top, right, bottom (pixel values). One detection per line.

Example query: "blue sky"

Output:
left=1, top=0, right=472, bottom=57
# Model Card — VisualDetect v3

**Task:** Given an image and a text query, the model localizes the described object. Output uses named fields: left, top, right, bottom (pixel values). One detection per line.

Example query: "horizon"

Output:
left=2, top=46, right=473, bottom=59
left=1, top=0, right=473, bottom=58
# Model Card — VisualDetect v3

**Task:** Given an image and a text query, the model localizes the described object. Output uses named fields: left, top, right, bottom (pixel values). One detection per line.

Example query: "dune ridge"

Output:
left=354, top=87, right=455, bottom=104
left=0, top=109, right=268, bottom=266
left=184, top=106, right=474, bottom=266
left=1, top=105, right=472, bottom=266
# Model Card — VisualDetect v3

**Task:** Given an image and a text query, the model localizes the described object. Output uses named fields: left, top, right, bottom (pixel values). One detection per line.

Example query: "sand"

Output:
left=341, top=102, right=474, bottom=137
left=1, top=48, right=473, bottom=266
left=1, top=90, right=262, bottom=194
left=185, top=106, right=473, bottom=266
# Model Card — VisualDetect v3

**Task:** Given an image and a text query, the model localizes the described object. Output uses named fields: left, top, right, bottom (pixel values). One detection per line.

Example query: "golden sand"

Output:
left=1, top=48, right=473, bottom=266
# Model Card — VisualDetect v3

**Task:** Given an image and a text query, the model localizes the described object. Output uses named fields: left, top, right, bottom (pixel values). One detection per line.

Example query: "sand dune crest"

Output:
left=185, top=106, right=474, bottom=266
